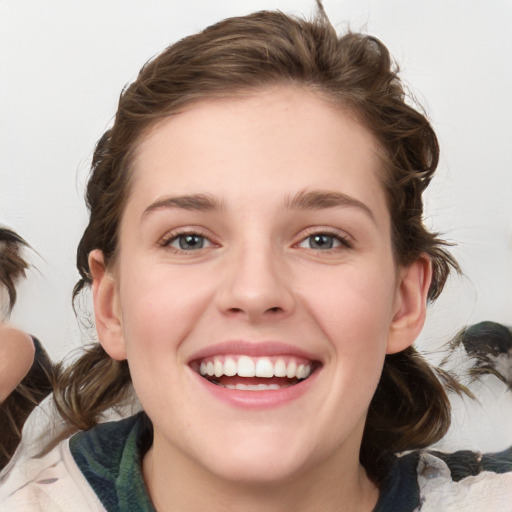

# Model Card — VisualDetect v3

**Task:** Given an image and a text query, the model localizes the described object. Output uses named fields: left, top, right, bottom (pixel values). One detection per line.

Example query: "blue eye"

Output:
left=167, top=234, right=210, bottom=251
left=298, top=233, right=349, bottom=250
left=308, top=234, right=335, bottom=249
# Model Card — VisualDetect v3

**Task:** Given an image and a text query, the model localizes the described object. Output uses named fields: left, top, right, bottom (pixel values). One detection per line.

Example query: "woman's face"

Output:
left=94, top=87, right=426, bottom=484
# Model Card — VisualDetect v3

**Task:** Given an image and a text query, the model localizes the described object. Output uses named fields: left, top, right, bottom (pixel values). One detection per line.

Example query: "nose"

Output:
left=214, top=242, right=296, bottom=323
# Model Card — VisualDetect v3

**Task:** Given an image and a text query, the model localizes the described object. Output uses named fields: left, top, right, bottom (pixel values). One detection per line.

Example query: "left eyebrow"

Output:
left=285, top=190, right=376, bottom=223
left=142, top=193, right=224, bottom=220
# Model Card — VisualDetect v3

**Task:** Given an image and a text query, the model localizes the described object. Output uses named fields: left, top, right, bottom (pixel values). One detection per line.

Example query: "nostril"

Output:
left=228, top=306, right=282, bottom=313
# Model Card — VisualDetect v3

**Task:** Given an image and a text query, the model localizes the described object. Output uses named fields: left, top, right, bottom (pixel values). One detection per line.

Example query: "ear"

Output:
left=386, top=255, right=432, bottom=354
left=89, top=249, right=127, bottom=360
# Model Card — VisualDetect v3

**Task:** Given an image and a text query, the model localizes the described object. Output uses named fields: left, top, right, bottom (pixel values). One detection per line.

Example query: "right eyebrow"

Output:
left=142, top=193, right=224, bottom=220
left=285, top=189, right=376, bottom=224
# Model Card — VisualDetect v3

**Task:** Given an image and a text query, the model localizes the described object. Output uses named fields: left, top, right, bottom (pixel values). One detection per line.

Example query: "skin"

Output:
left=0, top=324, right=34, bottom=402
left=90, top=86, right=431, bottom=512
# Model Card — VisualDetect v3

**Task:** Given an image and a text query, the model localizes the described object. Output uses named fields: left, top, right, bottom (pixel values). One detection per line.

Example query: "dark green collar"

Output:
left=70, top=412, right=155, bottom=512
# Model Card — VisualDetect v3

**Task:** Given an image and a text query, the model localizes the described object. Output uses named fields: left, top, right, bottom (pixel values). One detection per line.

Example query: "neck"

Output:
left=143, top=436, right=379, bottom=512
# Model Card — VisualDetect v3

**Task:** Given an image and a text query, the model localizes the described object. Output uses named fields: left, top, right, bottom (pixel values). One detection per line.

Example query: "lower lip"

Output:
left=191, top=369, right=319, bottom=409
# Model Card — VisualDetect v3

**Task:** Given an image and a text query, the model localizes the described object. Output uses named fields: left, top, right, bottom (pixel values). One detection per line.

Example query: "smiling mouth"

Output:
left=191, top=355, right=319, bottom=390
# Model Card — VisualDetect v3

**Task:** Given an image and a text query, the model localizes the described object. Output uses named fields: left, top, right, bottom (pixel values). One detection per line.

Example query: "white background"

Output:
left=1, top=1, right=511, bottom=448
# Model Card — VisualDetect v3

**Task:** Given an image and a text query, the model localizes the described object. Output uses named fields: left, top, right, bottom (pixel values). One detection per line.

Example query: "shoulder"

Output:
left=0, top=436, right=106, bottom=511
left=376, top=447, right=512, bottom=512
left=1, top=404, right=143, bottom=511
left=415, top=448, right=512, bottom=511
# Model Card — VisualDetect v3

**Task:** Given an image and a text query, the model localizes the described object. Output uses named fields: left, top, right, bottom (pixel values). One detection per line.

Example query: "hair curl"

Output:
left=55, top=4, right=463, bottom=483
left=0, top=227, right=29, bottom=315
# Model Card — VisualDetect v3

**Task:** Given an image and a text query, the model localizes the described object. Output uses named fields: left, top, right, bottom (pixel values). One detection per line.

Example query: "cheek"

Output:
left=305, top=262, right=396, bottom=339
left=117, top=264, right=213, bottom=415
left=301, top=259, right=396, bottom=380
left=118, top=262, right=214, bottom=360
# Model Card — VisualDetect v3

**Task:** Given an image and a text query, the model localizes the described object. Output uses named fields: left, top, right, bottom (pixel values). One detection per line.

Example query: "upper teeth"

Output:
left=198, top=356, right=312, bottom=380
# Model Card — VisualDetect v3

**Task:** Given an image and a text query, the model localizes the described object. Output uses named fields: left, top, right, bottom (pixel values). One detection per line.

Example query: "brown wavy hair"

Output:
left=0, top=228, right=29, bottom=315
left=54, top=3, right=463, bottom=483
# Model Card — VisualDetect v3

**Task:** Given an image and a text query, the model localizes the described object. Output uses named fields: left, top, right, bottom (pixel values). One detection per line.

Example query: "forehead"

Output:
left=128, top=87, right=387, bottom=215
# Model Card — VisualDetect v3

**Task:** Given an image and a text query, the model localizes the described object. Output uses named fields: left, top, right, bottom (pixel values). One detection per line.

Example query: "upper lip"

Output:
left=187, top=340, right=321, bottom=364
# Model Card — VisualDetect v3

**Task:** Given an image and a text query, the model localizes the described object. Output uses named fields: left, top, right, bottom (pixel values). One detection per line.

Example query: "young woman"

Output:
left=0, top=227, right=34, bottom=406
left=0, top=228, right=53, bottom=470
left=1, top=5, right=510, bottom=511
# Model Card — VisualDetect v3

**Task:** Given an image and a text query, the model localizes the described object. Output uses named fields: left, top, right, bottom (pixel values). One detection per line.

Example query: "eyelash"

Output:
left=158, top=228, right=353, bottom=253
left=295, top=229, right=353, bottom=251
left=158, top=229, right=214, bottom=252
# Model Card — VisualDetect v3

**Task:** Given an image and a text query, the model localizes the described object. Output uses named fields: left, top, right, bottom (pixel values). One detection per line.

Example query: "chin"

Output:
left=189, top=426, right=324, bottom=485
left=204, top=452, right=308, bottom=485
